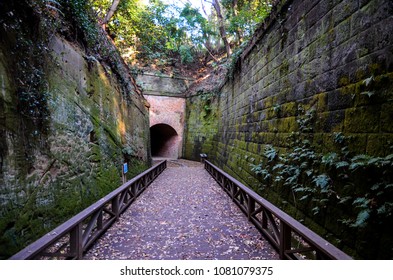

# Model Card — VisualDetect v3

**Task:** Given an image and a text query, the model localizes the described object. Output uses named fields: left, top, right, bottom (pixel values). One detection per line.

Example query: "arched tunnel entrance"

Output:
left=150, top=123, right=179, bottom=158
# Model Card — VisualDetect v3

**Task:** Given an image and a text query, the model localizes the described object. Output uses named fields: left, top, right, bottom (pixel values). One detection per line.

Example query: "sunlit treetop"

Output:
left=90, top=0, right=273, bottom=67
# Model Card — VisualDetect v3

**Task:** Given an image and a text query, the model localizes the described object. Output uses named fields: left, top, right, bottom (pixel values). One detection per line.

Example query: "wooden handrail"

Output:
left=204, top=160, right=352, bottom=260
left=10, top=160, right=167, bottom=260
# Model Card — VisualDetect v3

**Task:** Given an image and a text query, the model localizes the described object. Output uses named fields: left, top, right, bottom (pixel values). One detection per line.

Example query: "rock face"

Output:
left=0, top=4, right=150, bottom=258
left=184, top=0, right=393, bottom=258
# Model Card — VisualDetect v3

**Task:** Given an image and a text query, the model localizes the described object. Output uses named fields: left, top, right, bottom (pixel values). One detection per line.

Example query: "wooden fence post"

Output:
left=247, top=196, right=255, bottom=221
left=70, top=223, right=83, bottom=259
left=279, top=222, right=291, bottom=259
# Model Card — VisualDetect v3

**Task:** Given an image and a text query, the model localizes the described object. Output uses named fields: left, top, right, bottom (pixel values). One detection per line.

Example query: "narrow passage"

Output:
left=84, top=160, right=278, bottom=260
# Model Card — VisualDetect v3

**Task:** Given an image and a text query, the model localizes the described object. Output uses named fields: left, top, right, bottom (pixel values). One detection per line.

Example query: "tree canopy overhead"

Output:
left=90, top=0, right=274, bottom=71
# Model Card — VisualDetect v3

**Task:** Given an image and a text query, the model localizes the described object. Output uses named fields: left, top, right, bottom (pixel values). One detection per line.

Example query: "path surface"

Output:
left=83, top=160, right=278, bottom=260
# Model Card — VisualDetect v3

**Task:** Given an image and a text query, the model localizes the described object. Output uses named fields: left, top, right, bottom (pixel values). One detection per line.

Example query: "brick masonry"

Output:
left=146, top=95, right=186, bottom=158
left=138, top=72, right=190, bottom=159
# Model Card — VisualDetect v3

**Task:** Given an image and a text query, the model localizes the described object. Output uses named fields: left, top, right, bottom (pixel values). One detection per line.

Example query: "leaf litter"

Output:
left=83, top=159, right=279, bottom=260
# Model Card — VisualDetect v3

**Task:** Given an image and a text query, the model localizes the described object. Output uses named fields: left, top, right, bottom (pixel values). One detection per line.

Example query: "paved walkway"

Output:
left=83, top=160, right=278, bottom=260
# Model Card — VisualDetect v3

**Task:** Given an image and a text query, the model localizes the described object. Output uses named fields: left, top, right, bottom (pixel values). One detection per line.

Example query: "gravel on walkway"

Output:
left=83, top=160, right=279, bottom=260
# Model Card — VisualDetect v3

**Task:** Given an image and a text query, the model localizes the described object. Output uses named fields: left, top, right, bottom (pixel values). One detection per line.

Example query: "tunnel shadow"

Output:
left=150, top=123, right=179, bottom=158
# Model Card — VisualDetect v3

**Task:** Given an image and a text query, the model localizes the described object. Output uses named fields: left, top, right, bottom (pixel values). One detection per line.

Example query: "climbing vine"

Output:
left=1, top=0, right=55, bottom=149
left=199, top=91, right=217, bottom=116
left=59, top=0, right=100, bottom=49
left=250, top=106, right=393, bottom=229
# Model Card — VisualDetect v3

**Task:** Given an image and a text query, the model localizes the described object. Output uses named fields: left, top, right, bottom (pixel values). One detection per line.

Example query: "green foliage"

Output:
left=60, top=0, right=99, bottom=48
left=179, top=45, right=194, bottom=64
left=0, top=0, right=54, bottom=155
left=222, top=0, right=273, bottom=44
left=250, top=107, right=393, bottom=229
left=250, top=145, right=278, bottom=187
left=90, top=0, right=208, bottom=64
left=359, top=75, right=376, bottom=97
left=88, top=0, right=274, bottom=66
left=264, top=145, right=278, bottom=162
left=199, top=91, right=216, bottom=116
left=273, top=104, right=281, bottom=115
left=296, top=105, right=316, bottom=132
left=179, top=3, right=213, bottom=48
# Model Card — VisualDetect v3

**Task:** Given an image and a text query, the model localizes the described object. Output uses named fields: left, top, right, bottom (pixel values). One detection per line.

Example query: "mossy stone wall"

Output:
left=0, top=30, right=150, bottom=259
left=184, top=92, right=220, bottom=160
left=184, top=0, right=393, bottom=258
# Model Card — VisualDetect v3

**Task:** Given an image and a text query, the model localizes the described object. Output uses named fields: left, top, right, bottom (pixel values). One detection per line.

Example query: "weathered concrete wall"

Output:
left=0, top=22, right=150, bottom=259
left=184, top=0, right=393, bottom=258
left=136, top=72, right=193, bottom=96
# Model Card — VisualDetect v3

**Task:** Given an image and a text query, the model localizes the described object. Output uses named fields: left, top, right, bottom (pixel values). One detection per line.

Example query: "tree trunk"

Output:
left=204, top=42, right=219, bottom=63
left=103, top=0, right=121, bottom=26
left=212, top=0, right=232, bottom=58
left=233, top=0, right=238, bottom=13
left=232, top=0, right=242, bottom=45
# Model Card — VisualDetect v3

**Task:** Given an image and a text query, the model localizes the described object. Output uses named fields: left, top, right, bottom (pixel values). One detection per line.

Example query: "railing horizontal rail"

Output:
left=204, top=160, right=352, bottom=260
left=10, top=160, right=167, bottom=260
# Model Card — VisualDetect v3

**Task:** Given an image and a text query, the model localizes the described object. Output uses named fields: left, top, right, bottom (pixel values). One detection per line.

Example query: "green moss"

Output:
left=264, top=96, right=274, bottom=108
left=366, top=134, right=389, bottom=156
left=274, top=133, right=291, bottom=148
left=279, top=60, right=290, bottom=76
left=369, top=63, right=382, bottom=76
left=278, top=117, right=298, bottom=133
left=338, top=76, right=351, bottom=87
left=380, top=103, right=393, bottom=133
left=355, top=68, right=366, bottom=81
left=265, top=108, right=276, bottom=120
left=184, top=94, right=220, bottom=161
left=314, top=93, right=328, bottom=113
left=280, top=102, right=298, bottom=117
left=1, top=41, right=150, bottom=260
left=257, top=132, right=275, bottom=144
left=344, top=106, right=380, bottom=133
left=346, top=134, right=368, bottom=154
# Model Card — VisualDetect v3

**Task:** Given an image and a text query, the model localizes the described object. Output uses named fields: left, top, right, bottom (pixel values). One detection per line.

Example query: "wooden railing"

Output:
left=204, top=160, right=352, bottom=260
left=10, top=160, right=167, bottom=260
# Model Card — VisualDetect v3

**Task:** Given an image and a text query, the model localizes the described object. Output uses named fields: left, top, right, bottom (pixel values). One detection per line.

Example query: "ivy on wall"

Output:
left=250, top=106, right=393, bottom=230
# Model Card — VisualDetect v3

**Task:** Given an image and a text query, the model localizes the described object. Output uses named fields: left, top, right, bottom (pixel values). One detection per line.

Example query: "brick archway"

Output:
left=145, top=95, right=185, bottom=159
left=150, top=123, right=179, bottom=158
left=137, top=72, right=191, bottom=159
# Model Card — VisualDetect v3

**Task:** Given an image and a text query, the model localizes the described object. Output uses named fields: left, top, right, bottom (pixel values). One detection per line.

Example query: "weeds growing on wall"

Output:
left=250, top=106, right=393, bottom=230
left=0, top=0, right=55, bottom=162
left=42, top=0, right=139, bottom=98
left=200, top=91, right=216, bottom=116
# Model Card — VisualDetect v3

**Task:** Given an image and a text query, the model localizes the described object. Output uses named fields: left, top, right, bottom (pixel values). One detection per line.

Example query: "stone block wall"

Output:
left=184, top=0, right=393, bottom=258
left=136, top=72, right=193, bottom=97
left=184, top=92, right=220, bottom=161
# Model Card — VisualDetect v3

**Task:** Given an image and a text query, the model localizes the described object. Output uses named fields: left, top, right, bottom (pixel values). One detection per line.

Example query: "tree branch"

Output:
left=103, top=0, right=121, bottom=25
left=212, top=0, right=232, bottom=58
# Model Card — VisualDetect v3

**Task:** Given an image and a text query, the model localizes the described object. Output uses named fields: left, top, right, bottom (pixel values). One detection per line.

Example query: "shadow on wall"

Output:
left=150, top=124, right=179, bottom=158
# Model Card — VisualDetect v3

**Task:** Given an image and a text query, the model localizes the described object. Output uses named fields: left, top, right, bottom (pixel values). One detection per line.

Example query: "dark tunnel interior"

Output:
left=150, top=124, right=178, bottom=158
